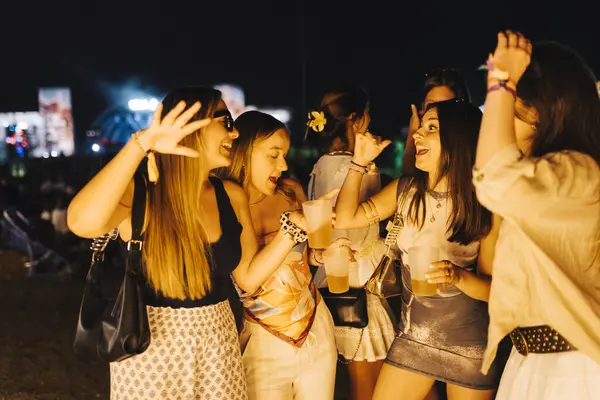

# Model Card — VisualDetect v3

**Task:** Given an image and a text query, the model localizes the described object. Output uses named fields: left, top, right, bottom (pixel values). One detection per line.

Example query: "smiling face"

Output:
left=413, top=107, right=442, bottom=175
left=201, top=100, right=239, bottom=170
left=248, top=128, right=290, bottom=196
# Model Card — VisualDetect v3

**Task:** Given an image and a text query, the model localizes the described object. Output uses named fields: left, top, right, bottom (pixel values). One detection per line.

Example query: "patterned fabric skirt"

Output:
left=110, top=300, right=247, bottom=400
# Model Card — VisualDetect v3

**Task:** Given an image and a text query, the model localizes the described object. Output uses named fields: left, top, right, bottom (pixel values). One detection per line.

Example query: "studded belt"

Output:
left=509, top=325, right=576, bottom=356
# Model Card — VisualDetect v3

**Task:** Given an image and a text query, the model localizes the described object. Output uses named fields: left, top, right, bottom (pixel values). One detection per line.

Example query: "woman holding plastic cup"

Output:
left=335, top=99, right=500, bottom=399
left=305, top=85, right=396, bottom=400
left=219, top=111, right=338, bottom=400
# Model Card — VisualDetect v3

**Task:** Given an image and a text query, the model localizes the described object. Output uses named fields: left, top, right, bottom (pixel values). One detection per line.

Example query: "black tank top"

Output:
left=144, top=177, right=244, bottom=308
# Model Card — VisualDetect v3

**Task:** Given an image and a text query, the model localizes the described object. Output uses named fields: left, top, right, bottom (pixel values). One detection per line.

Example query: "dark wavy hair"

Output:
left=405, top=99, right=492, bottom=244
left=517, top=42, right=600, bottom=162
left=423, top=68, right=472, bottom=105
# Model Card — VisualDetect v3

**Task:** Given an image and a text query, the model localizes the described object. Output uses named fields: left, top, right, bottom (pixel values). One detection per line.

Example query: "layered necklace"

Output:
left=426, top=189, right=449, bottom=223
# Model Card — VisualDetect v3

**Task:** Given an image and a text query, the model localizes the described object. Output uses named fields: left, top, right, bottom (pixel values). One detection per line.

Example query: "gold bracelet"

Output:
left=132, top=131, right=150, bottom=154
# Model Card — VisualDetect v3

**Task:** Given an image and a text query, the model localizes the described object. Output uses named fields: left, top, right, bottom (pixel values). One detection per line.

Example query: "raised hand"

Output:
left=408, top=104, right=420, bottom=137
left=489, top=30, right=532, bottom=86
left=137, top=101, right=212, bottom=158
left=353, top=131, right=392, bottom=166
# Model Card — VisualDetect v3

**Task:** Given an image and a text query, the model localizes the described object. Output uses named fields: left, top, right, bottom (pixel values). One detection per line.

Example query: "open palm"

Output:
left=140, top=101, right=212, bottom=157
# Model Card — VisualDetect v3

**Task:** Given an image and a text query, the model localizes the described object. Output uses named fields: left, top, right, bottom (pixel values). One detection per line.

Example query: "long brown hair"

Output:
left=406, top=99, right=492, bottom=245
left=219, top=110, right=296, bottom=203
left=144, top=87, right=222, bottom=300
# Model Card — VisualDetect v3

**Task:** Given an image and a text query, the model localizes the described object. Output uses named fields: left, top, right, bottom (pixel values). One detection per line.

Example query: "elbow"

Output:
left=235, top=280, right=258, bottom=295
left=231, top=271, right=259, bottom=294
left=66, top=205, right=97, bottom=239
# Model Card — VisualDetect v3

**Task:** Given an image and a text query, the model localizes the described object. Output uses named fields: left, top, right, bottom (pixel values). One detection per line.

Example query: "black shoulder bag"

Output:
left=73, top=173, right=151, bottom=362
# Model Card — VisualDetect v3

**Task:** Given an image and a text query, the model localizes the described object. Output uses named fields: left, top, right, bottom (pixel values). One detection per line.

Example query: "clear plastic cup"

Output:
left=302, top=199, right=333, bottom=249
left=407, top=246, right=439, bottom=296
left=323, top=246, right=350, bottom=294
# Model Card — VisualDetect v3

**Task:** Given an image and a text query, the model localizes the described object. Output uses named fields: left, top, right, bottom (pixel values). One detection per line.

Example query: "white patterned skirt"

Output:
left=110, top=300, right=247, bottom=400
left=334, top=293, right=396, bottom=362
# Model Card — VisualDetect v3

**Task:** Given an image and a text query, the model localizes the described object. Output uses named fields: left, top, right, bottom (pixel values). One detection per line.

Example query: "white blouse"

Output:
left=473, top=143, right=600, bottom=373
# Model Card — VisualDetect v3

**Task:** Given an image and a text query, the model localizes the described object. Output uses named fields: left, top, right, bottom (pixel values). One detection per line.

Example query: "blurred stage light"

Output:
left=128, top=98, right=159, bottom=111
left=91, top=143, right=101, bottom=152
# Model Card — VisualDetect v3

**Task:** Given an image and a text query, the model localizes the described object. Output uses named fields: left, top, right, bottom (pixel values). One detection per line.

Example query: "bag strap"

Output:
left=127, top=173, right=147, bottom=255
left=383, top=176, right=413, bottom=249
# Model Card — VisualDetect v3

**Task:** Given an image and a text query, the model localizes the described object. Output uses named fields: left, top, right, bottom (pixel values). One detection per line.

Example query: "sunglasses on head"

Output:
left=213, top=109, right=234, bottom=132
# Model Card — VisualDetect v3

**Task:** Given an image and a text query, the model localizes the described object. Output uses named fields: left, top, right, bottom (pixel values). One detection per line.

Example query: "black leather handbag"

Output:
left=319, top=287, right=368, bottom=329
left=73, top=173, right=151, bottom=362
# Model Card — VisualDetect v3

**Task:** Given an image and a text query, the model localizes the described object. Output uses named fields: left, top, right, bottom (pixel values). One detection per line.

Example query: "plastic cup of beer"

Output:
left=407, top=246, right=439, bottom=296
left=302, top=199, right=333, bottom=249
left=323, top=246, right=350, bottom=293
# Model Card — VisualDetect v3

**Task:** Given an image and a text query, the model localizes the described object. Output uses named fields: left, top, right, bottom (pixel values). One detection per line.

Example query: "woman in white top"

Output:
left=473, top=31, right=600, bottom=399
left=335, top=99, right=500, bottom=400
left=306, top=85, right=395, bottom=400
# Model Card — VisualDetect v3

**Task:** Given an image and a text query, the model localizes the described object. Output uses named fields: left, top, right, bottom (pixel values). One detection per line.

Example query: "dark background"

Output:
left=1, top=0, right=598, bottom=148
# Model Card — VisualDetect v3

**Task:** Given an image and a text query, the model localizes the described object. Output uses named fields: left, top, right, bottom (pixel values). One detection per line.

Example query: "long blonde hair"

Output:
left=144, top=87, right=222, bottom=300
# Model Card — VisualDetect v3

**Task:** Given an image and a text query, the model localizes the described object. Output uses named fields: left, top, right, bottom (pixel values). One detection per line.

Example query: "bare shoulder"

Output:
left=221, top=179, right=249, bottom=207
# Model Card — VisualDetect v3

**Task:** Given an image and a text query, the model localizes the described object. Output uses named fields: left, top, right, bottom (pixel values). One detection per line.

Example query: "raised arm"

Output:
left=334, top=131, right=397, bottom=229
left=67, top=101, right=210, bottom=238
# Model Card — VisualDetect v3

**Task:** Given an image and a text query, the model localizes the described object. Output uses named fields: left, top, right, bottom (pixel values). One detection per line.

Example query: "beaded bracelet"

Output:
left=280, top=211, right=308, bottom=244
left=487, top=80, right=517, bottom=99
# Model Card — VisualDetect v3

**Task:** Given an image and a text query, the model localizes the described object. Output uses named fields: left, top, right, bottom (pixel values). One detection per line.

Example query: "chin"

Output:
left=414, top=161, right=429, bottom=173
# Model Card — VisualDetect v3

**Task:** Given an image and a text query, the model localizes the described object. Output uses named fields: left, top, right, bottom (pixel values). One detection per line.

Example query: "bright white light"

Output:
left=16, top=122, right=28, bottom=131
left=50, top=151, right=58, bottom=157
left=257, top=109, right=291, bottom=124
left=91, top=143, right=100, bottom=152
left=2, top=121, right=9, bottom=128
left=43, top=152, right=50, bottom=158
left=128, top=98, right=159, bottom=111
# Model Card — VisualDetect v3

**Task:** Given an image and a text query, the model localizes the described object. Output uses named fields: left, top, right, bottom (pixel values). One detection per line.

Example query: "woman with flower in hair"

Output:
left=306, top=84, right=395, bottom=400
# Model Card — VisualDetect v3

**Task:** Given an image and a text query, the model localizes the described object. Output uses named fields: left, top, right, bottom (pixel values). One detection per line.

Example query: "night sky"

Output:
left=1, top=0, right=598, bottom=145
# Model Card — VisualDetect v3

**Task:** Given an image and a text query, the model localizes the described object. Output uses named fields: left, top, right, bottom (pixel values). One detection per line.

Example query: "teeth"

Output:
left=222, top=143, right=231, bottom=149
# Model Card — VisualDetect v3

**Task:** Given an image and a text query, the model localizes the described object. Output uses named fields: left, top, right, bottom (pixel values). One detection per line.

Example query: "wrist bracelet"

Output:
left=132, top=131, right=150, bottom=155
left=280, top=211, right=308, bottom=244
left=487, top=80, right=517, bottom=99
left=350, top=160, right=368, bottom=174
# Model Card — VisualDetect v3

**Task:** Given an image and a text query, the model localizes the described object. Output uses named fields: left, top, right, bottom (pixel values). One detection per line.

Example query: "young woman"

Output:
left=67, top=88, right=312, bottom=399
left=474, top=31, right=600, bottom=399
left=306, top=85, right=395, bottom=400
left=335, top=99, right=500, bottom=400
left=220, top=110, right=338, bottom=399
left=402, top=68, right=471, bottom=176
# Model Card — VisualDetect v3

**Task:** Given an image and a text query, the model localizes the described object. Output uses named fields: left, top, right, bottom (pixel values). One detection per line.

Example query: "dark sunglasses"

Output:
left=213, top=109, right=234, bottom=132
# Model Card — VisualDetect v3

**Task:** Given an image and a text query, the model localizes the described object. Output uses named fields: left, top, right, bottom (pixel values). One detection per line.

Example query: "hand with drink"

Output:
left=425, top=260, right=461, bottom=293
left=320, top=237, right=355, bottom=294
left=407, top=246, right=440, bottom=296
left=285, top=189, right=339, bottom=234
left=301, top=189, right=339, bottom=249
